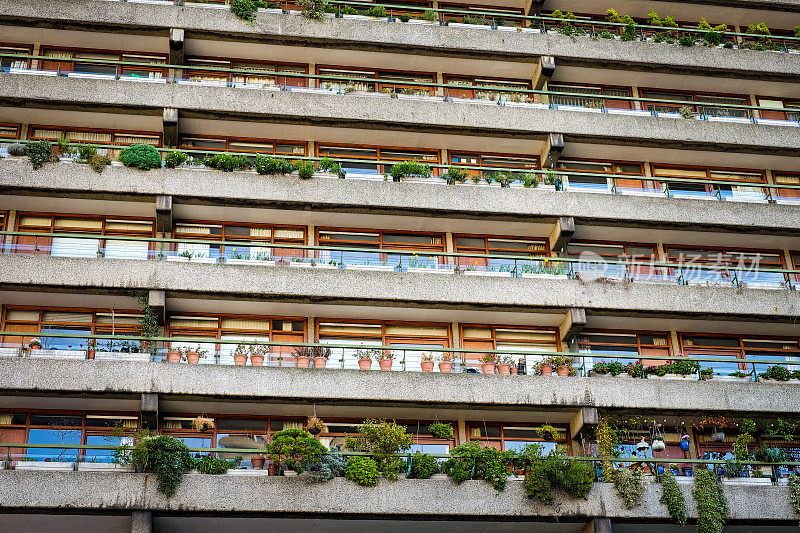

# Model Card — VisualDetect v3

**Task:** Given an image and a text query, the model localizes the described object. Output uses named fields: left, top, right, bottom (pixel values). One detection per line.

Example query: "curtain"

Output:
left=105, top=240, right=149, bottom=260
left=51, top=237, right=99, bottom=258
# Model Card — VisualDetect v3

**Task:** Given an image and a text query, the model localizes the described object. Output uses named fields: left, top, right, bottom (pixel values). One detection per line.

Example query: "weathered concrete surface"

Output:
left=0, top=472, right=792, bottom=520
left=2, top=74, right=798, bottom=155
left=2, top=161, right=799, bottom=235
left=1, top=254, right=799, bottom=320
left=3, top=0, right=800, bottom=82
left=2, top=358, right=800, bottom=414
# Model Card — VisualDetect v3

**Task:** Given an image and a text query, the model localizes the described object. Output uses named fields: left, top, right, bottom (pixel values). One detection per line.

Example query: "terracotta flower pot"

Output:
left=233, top=354, right=248, bottom=366
left=268, top=462, right=277, bottom=476
left=166, top=350, right=182, bottom=363
left=556, top=365, right=570, bottom=377
left=510, top=366, right=518, bottom=375
left=296, top=355, right=311, bottom=368
left=482, top=363, right=496, bottom=374
left=251, top=354, right=264, bottom=366
left=540, top=364, right=553, bottom=376
left=186, top=351, right=200, bottom=365
left=420, top=361, right=434, bottom=372
left=497, top=363, right=511, bottom=375
left=438, top=361, right=454, bottom=373
left=251, top=456, right=266, bottom=470
left=379, top=359, right=393, bottom=371
left=87, top=350, right=95, bottom=360
left=313, top=356, right=328, bottom=369
left=358, top=358, right=372, bottom=370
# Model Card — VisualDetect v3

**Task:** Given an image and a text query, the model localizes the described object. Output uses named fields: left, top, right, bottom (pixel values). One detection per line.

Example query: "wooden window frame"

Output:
left=465, top=422, right=569, bottom=452
left=177, top=134, right=306, bottom=155
left=0, top=122, right=21, bottom=139
left=28, top=124, right=163, bottom=147
left=38, top=46, right=167, bottom=77
left=185, top=55, right=308, bottom=87
left=679, top=332, right=800, bottom=372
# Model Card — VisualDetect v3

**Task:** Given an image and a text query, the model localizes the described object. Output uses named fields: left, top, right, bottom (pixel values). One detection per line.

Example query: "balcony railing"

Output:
left=2, top=331, right=799, bottom=381
left=2, top=53, right=800, bottom=126
left=2, top=231, right=798, bottom=289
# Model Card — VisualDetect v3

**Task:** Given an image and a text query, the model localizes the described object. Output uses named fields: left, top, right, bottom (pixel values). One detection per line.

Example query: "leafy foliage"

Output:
left=410, top=452, right=438, bottom=479
left=660, top=472, right=687, bottom=526
left=131, top=435, right=194, bottom=497
left=299, top=0, right=329, bottom=21
left=523, top=448, right=594, bottom=504
left=428, top=423, right=454, bottom=440
left=442, top=441, right=515, bottom=492
left=647, top=359, right=699, bottom=376
left=760, top=365, right=792, bottom=381
left=788, top=474, right=800, bottom=520
left=266, top=428, right=327, bottom=474
left=317, top=156, right=340, bottom=174
left=390, top=160, right=432, bottom=180
left=195, top=454, right=235, bottom=474
left=6, top=143, right=26, bottom=156
left=693, top=469, right=728, bottom=533
left=344, top=456, right=380, bottom=486
left=26, top=140, right=56, bottom=170
left=164, top=150, right=188, bottom=169
left=88, top=154, right=111, bottom=174
left=306, top=452, right=347, bottom=483
left=363, top=5, right=387, bottom=17
left=137, top=293, right=161, bottom=357
left=255, top=155, right=295, bottom=175
left=203, top=153, right=250, bottom=172
left=295, top=160, right=316, bottom=179
left=613, top=468, right=644, bottom=508
left=120, top=144, right=162, bottom=170
left=231, top=0, right=257, bottom=22
left=592, top=360, right=626, bottom=375
left=345, top=419, right=412, bottom=481
left=445, top=166, right=469, bottom=184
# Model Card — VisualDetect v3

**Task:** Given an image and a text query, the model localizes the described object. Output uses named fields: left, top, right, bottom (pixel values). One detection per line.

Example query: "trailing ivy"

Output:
left=231, top=0, right=257, bottom=22
left=788, top=474, right=800, bottom=524
left=523, top=449, right=595, bottom=504
left=131, top=435, right=194, bottom=497
left=693, top=469, right=728, bottom=533
left=137, top=293, right=161, bottom=357
left=613, top=468, right=644, bottom=508
left=659, top=472, right=687, bottom=526
left=26, top=140, right=55, bottom=170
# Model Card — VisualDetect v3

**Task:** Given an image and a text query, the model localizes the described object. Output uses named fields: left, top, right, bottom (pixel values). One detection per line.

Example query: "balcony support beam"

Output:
left=559, top=307, right=586, bottom=346
left=549, top=216, right=575, bottom=252
left=532, top=55, right=555, bottom=90
left=571, top=406, right=599, bottom=440
left=163, top=108, right=179, bottom=148
left=147, top=290, right=166, bottom=326
left=169, top=28, right=184, bottom=67
left=140, top=393, right=159, bottom=430
left=155, top=194, right=172, bottom=235
left=539, top=133, right=564, bottom=169
left=582, top=518, right=612, bottom=533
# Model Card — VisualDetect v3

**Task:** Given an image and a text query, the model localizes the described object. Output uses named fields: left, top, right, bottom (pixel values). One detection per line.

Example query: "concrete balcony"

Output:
left=3, top=0, right=800, bottom=83
left=1, top=74, right=798, bottom=156
left=0, top=471, right=791, bottom=523
left=2, top=161, right=799, bottom=235
left=2, top=358, right=800, bottom=415
left=0, top=254, right=798, bottom=321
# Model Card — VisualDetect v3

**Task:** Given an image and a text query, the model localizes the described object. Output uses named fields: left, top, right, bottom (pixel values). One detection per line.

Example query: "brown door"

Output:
left=640, top=347, right=670, bottom=368
left=271, top=333, right=300, bottom=366
left=462, top=339, right=493, bottom=369
left=13, top=234, right=52, bottom=255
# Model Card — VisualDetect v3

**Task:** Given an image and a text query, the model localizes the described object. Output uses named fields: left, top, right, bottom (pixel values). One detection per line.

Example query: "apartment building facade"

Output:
left=1, top=0, right=800, bottom=531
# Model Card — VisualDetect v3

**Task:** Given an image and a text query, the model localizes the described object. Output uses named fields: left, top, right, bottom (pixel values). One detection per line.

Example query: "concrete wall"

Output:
left=2, top=358, right=800, bottom=414
left=1, top=255, right=798, bottom=319
left=2, top=74, right=799, bottom=155
left=3, top=0, right=800, bottom=82
left=0, top=471, right=792, bottom=520
left=2, top=161, right=799, bottom=234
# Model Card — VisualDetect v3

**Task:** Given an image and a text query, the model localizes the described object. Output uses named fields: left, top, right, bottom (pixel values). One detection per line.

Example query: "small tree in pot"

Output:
left=266, top=428, right=327, bottom=475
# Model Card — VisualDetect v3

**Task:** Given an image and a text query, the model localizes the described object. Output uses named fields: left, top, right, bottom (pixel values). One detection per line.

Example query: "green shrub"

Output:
left=445, top=166, right=469, bottom=184
left=660, top=472, right=687, bottom=526
left=318, top=156, right=340, bottom=173
left=410, top=452, right=438, bottom=479
left=195, top=454, right=235, bottom=474
left=703, top=31, right=721, bottom=45
left=788, top=474, right=800, bottom=518
left=693, top=469, right=728, bottom=533
left=422, top=9, right=436, bottom=22
left=299, top=0, right=328, bottom=21
left=647, top=359, right=699, bottom=376
left=75, top=144, right=97, bottom=162
left=363, top=5, right=387, bottom=17
left=428, top=422, right=454, bottom=440
left=678, top=35, right=694, bottom=46
left=522, top=173, right=539, bottom=187
left=747, top=22, right=771, bottom=37
left=399, top=14, right=410, bottom=22
left=442, top=441, right=514, bottom=492
left=646, top=9, right=662, bottom=26
left=760, top=365, right=791, bottom=381
left=231, top=0, right=257, bottom=22
left=294, top=160, right=315, bottom=179
left=120, top=144, right=162, bottom=170
left=164, top=150, right=188, bottom=169
left=306, top=452, right=347, bottom=483
left=621, top=22, right=636, bottom=41
left=6, top=143, right=26, bottom=156
left=203, top=153, right=250, bottom=172
left=523, top=449, right=594, bottom=504
left=266, top=428, right=327, bottom=474
left=255, top=155, right=295, bottom=175
left=131, top=435, right=194, bottom=497
left=344, top=456, right=380, bottom=486
left=795, top=26, right=800, bottom=38
left=390, top=160, right=432, bottom=180
left=614, top=468, right=644, bottom=508
left=562, top=461, right=595, bottom=498
left=88, top=154, right=111, bottom=173
left=26, top=140, right=56, bottom=170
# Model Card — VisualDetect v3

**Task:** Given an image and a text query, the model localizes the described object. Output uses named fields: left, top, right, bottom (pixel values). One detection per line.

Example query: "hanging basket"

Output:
left=652, top=437, right=666, bottom=452
left=636, top=437, right=650, bottom=452
left=711, top=431, right=725, bottom=442
left=679, top=440, right=690, bottom=451
left=307, top=417, right=327, bottom=436
left=192, top=416, right=215, bottom=432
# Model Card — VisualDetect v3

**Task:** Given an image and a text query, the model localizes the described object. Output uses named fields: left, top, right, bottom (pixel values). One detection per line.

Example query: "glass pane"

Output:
left=27, top=428, right=82, bottom=460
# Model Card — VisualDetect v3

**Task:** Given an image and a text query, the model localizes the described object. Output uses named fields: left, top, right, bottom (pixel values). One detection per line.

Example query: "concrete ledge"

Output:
left=1, top=255, right=798, bottom=320
left=2, top=74, right=799, bottom=155
left=2, top=161, right=799, bottom=235
left=2, top=358, right=800, bottom=415
left=3, top=0, right=800, bottom=82
left=0, top=471, right=791, bottom=520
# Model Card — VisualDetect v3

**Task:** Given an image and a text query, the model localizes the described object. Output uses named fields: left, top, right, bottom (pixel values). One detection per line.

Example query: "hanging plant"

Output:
left=652, top=436, right=666, bottom=452
left=191, top=416, right=215, bottom=432
left=660, top=471, right=687, bottom=526
left=710, top=430, right=725, bottom=442
left=307, top=417, right=328, bottom=436
left=538, top=425, right=560, bottom=442
left=428, top=422, right=454, bottom=440
left=693, top=469, right=728, bottom=533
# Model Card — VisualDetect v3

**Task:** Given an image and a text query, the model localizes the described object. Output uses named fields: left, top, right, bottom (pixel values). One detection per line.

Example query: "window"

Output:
left=317, top=228, right=444, bottom=268
left=166, top=313, right=306, bottom=365
left=318, top=419, right=455, bottom=452
left=557, top=158, right=647, bottom=192
left=453, top=234, right=548, bottom=271
left=641, top=89, right=750, bottom=118
left=773, top=172, right=800, bottom=202
left=0, top=123, right=21, bottom=141
left=39, top=47, right=166, bottom=78
left=317, top=320, right=451, bottom=370
left=15, top=213, right=154, bottom=260
left=444, top=75, right=531, bottom=103
left=179, top=135, right=306, bottom=156
left=549, top=83, right=633, bottom=110
left=651, top=164, right=767, bottom=201
left=186, top=57, right=307, bottom=87
left=756, top=97, right=800, bottom=122
left=664, top=245, right=785, bottom=286
left=680, top=334, right=800, bottom=375
left=565, top=241, right=659, bottom=280
left=461, top=324, right=559, bottom=371
left=466, top=423, right=566, bottom=453
left=29, top=126, right=161, bottom=160
left=449, top=152, right=538, bottom=180
left=0, top=44, right=33, bottom=70
left=577, top=331, right=671, bottom=369
left=316, top=144, right=440, bottom=176
left=173, top=220, right=306, bottom=261
left=318, top=65, right=435, bottom=95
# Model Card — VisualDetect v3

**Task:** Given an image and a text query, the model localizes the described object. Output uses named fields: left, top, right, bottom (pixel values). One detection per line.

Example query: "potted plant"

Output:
left=636, top=437, right=650, bottom=453
left=497, top=356, right=513, bottom=375
left=354, top=348, right=374, bottom=370
left=438, top=352, right=455, bottom=373
left=700, top=367, right=714, bottom=380
left=590, top=360, right=626, bottom=377
left=759, top=365, right=792, bottom=382
left=306, top=417, right=328, bottom=436
left=311, top=344, right=331, bottom=369
left=251, top=455, right=266, bottom=470
left=86, top=338, right=96, bottom=360
left=186, top=345, right=206, bottom=365
left=420, top=352, right=434, bottom=372
left=294, top=346, right=312, bottom=368
left=250, top=344, right=266, bottom=366
left=554, top=356, right=574, bottom=377
left=166, top=346, right=183, bottom=363
left=233, top=343, right=249, bottom=366
left=377, top=350, right=395, bottom=371
left=538, top=425, right=559, bottom=441
left=510, top=359, right=519, bottom=375
left=652, top=436, right=666, bottom=452
left=679, top=434, right=691, bottom=452
left=266, top=428, right=327, bottom=476
left=28, top=338, right=43, bottom=353
left=538, top=356, right=556, bottom=376
left=428, top=422, right=454, bottom=440
left=480, top=352, right=497, bottom=374
left=646, top=359, right=699, bottom=380
left=191, top=416, right=215, bottom=432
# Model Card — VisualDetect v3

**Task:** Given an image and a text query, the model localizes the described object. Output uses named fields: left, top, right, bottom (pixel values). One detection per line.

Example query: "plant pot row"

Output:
left=166, top=351, right=330, bottom=368
left=539, top=364, right=571, bottom=376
